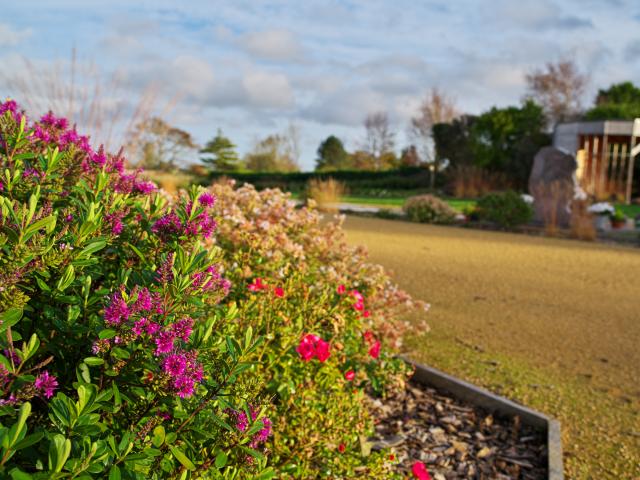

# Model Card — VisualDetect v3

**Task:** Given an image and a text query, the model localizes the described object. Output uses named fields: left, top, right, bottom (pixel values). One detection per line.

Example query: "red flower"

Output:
left=362, top=310, right=371, bottom=318
left=344, top=369, right=355, bottom=381
left=274, top=287, right=284, bottom=298
left=368, top=340, right=381, bottom=359
left=296, top=334, right=318, bottom=361
left=389, top=454, right=395, bottom=461
left=296, top=334, right=331, bottom=362
left=336, top=284, right=346, bottom=295
left=412, top=461, right=431, bottom=480
left=353, top=301, right=364, bottom=312
left=338, top=443, right=346, bottom=453
left=315, top=339, right=331, bottom=363
left=248, top=277, right=267, bottom=292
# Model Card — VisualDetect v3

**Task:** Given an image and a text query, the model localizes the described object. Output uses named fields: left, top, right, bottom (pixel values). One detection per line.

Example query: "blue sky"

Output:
left=2, top=0, right=640, bottom=170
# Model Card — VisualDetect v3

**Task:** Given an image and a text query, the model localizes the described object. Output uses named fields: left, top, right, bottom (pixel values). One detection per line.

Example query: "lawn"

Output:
left=344, top=216, right=640, bottom=479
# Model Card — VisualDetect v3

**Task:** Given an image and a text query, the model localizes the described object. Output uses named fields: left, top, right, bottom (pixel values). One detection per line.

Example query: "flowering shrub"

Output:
left=475, top=190, right=534, bottom=228
left=402, top=194, right=457, bottom=224
left=0, top=102, right=425, bottom=478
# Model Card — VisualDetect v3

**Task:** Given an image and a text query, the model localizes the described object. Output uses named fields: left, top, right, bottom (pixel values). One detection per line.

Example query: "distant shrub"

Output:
left=305, top=177, right=346, bottom=212
left=402, top=194, right=457, bottom=224
left=476, top=190, right=533, bottom=228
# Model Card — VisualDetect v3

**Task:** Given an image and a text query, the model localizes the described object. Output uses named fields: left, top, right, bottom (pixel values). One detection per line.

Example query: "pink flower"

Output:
left=154, top=331, right=176, bottom=355
left=171, top=317, right=194, bottom=342
left=336, top=284, right=346, bottom=295
left=351, top=290, right=364, bottom=302
left=34, top=371, right=58, bottom=399
left=248, top=277, right=267, bottom=292
left=412, top=461, right=431, bottom=480
left=174, top=375, right=195, bottom=398
left=163, top=354, right=187, bottom=376
left=104, top=291, right=130, bottom=326
left=353, top=301, right=364, bottom=312
left=198, top=192, right=215, bottom=207
left=274, top=287, right=284, bottom=298
left=362, top=310, right=371, bottom=318
left=132, top=318, right=148, bottom=336
left=344, top=370, right=355, bottom=381
left=368, top=340, right=381, bottom=359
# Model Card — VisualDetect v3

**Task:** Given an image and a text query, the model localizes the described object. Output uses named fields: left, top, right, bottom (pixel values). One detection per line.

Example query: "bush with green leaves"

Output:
left=475, top=190, right=534, bottom=228
left=402, top=194, right=457, bottom=224
left=0, top=101, right=423, bottom=479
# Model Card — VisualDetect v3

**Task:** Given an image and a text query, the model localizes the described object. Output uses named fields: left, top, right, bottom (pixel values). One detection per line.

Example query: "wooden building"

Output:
left=553, top=119, right=640, bottom=203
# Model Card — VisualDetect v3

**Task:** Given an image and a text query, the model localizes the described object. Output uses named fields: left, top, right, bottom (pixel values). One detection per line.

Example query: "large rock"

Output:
left=528, top=146, right=585, bottom=226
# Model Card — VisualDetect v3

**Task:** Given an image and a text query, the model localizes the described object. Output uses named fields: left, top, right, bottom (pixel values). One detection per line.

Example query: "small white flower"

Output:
left=521, top=194, right=534, bottom=204
left=587, top=202, right=615, bottom=215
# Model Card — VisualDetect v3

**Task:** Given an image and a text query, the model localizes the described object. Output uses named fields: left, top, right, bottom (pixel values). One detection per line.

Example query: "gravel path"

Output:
left=368, top=380, right=547, bottom=479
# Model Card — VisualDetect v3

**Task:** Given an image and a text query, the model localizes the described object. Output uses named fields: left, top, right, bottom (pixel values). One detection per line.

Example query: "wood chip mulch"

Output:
left=367, top=381, right=548, bottom=479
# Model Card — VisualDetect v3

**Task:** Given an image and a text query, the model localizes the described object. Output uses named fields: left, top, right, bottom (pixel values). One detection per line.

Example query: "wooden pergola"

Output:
left=553, top=119, right=640, bottom=203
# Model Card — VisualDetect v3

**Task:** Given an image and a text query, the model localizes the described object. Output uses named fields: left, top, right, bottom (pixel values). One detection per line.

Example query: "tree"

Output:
left=244, top=134, right=299, bottom=172
left=200, top=129, right=240, bottom=172
left=316, top=135, right=350, bottom=171
left=470, top=100, right=550, bottom=189
left=525, top=59, right=588, bottom=126
left=585, top=81, right=640, bottom=120
left=432, top=115, right=477, bottom=170
left=349, top=150, right=376, bottom=170
left=128, top=117, right=197, bottom=171
left=362, top=111, right=395, bottom=170
left=399, top=145, right=421, bottom=168
left=411, top=88, right=458, bottom=186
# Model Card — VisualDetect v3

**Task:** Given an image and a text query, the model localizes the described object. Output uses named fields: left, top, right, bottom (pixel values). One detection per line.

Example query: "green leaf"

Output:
left=151, top=426, right=165, bottom=448
left=214, top=451, right=227, bottom=469
left=9, top=468, right=33, bottom=480
left=23, top=215, right=56, bottom=242
left=48, top=434, right=71, bottom=472
left=244, top=326, right=253, bottom=350
left=56, top=265, right=75, bottom=292
left=0, top=308, right=23, bottom=333
left=21, top=334, right=40, bottom=364
left=13, top=431, right=44, bottom=451
left=108, top=465, right=121, bottom=480
left=78, top=239, right=107, bottom=258
left=83, top=357, right=104, bottom=366
left=98, top=329, right=117, bottom=340
left=9, top=402, right=31, bottom=447
left=169, top=446, right=195, bottom=471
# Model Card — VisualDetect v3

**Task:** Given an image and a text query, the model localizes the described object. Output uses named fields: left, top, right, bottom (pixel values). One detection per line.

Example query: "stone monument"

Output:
left=528, top=146, right=586, bottom=227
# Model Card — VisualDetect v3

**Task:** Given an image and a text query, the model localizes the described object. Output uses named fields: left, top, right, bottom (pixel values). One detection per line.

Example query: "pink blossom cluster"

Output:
left=0, top=100, right=157, bottom=198
left=151, top=198, right=217, bottom=241
left=225, top=406, right=273, bottom=449
left=191, top=265, right=231, bottom=297
left=34, top=371, right=58, bottom=399
left=101, top=286, right=205, bottom=398
left=296, top=334, right=331, bottom=363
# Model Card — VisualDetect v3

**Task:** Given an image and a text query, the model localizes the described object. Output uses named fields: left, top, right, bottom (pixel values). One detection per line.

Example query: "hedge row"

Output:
left=207, top=167, right=433, bottom=193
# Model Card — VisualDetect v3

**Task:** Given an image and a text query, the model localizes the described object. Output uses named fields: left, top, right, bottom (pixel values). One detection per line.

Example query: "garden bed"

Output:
left=368, top=361, right=562, bottom=479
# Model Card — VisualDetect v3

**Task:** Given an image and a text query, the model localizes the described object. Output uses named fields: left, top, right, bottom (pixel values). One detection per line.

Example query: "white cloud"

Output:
left=240, top=29, right=305, bottom=62
left=0, top=23, right=32, bottom=47
left=242, top=70, right=295, bottom=109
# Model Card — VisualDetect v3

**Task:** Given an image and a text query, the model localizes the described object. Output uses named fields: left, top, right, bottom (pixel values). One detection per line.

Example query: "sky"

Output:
left=1, top=0, right=640, bottom=170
